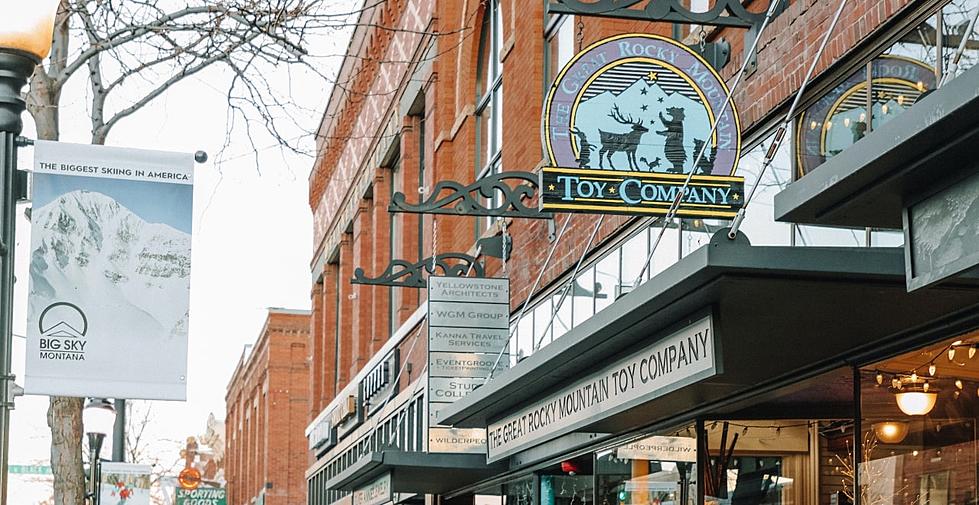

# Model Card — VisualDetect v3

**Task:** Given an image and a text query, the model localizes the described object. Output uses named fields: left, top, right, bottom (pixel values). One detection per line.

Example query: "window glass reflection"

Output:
left=517, top=313, right=533, bottom=362
left=595, top=250, right=621, bottom=314
left=552, top=292, right=572, bottom=340
left=599, top=429, right=698, bottom=505
left=621, top=229, right=649, bottom=286
left=533, top=298, right=553, bottom=350
left=572, top=267, right=596, bottom=326
left=796, top=17, right=938, bottom=177
left=794, top=225, right=866, bottom=247
left=942, top=0, right=979, bottom=82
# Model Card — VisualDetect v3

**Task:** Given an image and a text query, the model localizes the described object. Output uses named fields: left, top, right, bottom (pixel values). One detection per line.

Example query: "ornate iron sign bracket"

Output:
left=351, top=253, right=485, bottom=288
left=548, top=0, right=765, bottom=28
left=388, top=171, right=551, bottom=219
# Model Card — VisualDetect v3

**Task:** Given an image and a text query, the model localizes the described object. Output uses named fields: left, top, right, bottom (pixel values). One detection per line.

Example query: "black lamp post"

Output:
left=0, top=5, right=61, bottom=504
left=83, top=398, right=116, bottom=505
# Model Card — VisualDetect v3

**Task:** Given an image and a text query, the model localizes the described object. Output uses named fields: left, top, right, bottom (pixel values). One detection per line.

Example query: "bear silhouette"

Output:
left=657, top=107, right=686, bottom=173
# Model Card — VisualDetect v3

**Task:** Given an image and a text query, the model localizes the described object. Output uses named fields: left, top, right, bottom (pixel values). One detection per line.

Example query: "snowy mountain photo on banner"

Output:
left=25, top=140, right=194, bottom=400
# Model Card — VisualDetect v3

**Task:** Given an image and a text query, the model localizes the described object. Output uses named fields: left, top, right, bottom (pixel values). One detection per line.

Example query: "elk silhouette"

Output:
left=599, top=104, right=648, bottom=171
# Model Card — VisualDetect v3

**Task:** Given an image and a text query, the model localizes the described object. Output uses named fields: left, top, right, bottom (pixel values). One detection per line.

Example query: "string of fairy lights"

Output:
left=874, top=339, right=979, bottom=400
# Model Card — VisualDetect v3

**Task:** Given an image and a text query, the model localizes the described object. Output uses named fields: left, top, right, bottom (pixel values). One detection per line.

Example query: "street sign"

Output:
left=7, top=464, right=51, bottom=475
left=175, top=487, right=227, bottom=505
left=178, top=467, right=202, bottom=490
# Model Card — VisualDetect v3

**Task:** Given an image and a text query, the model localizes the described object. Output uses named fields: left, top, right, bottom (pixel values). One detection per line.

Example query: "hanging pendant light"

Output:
left=929, top=364, right=937, bottom=376
left=894, top=383, right=938, bottom=416
left=873, top=421, right=909, bottom=444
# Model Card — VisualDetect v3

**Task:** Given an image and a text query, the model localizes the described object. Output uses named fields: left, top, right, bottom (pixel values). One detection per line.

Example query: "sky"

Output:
left=7, top=5, right=357, bottom=503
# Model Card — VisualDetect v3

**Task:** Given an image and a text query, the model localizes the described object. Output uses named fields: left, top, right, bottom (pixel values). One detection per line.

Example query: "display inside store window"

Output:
left=860, top=330, right=979, bottom=505
left=543, top=456, right=594, bottom=505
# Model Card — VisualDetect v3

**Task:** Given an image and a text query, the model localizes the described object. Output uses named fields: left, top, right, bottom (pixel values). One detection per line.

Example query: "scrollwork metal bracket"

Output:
left=351, top=253, right=485, bottom=288
left=388, top=171, right=551, bottom=219
left=548, top=0, right=766, bottom=29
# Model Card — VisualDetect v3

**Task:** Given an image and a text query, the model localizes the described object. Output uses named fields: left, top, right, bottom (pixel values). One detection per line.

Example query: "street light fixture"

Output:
left=84, top=398, right=117, bottom=505
left=0, top=2, right=60, bottom=504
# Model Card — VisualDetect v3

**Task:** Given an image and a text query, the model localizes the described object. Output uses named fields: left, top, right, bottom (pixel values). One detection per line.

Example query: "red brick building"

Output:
left=226, top=309, right=311, bottom=505
left=304, top=0, right=979, bottom=504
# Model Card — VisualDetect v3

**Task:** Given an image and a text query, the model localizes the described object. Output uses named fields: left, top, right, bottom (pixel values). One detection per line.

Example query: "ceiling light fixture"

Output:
left=873, top=421, right=909, bottom=444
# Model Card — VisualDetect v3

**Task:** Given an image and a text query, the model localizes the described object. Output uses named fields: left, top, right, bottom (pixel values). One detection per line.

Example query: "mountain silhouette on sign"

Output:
left=41, top=321, right=84, bottom=338
left=572, top=77, right=712, bottom=173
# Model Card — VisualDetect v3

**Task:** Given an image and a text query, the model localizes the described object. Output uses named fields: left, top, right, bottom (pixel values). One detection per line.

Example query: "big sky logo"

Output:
left=540, top=34, right=744, bottom=218
left=38, top=301, right=89, bottom=361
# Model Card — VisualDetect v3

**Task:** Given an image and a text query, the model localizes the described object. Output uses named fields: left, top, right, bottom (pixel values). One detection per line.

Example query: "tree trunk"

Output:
left=27, top=4, right=87, bottom=503
left=29, top=88, right=85, bottom=505
left=47, top=397, right=84, bottom=505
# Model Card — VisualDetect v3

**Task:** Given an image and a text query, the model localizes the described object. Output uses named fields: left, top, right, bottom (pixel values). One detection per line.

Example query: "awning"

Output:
left=324, top=450, right=506, bottom=494
left=774, top=63, right=979, bottom=229
left=438, top=232, right=979, bottom=445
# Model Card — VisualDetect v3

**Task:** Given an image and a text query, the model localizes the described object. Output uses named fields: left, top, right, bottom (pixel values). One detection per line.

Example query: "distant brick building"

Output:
left=226, top=309, right=310, bottom=505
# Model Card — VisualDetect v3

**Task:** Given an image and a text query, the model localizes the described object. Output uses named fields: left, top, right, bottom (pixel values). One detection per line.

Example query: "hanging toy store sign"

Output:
left=540, top=34, right=744, bottom=218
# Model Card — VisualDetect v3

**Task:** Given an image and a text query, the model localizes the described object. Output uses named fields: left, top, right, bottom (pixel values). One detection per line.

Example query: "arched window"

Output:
left=476, top=0, right=503, bottom=230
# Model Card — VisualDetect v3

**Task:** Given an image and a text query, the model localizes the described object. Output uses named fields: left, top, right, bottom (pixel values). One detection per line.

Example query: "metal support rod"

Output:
left=486, top=214, right=573, bottom=381
left=112, top=399, right=126, bottom=461
left=0, top=133, right=13, bottom=505
left=0, top=49, right=36, bottom=505
left=87, top=433, right=104, bottom=505
left=941, top=3, right=979, bottom=86
left=852, top=365, right=862, bottom=505
left=728, top=0, right=849, bottom=238
left=536, top=215, right=604, bottom=351
left=634, top=0, right=785, bottom=284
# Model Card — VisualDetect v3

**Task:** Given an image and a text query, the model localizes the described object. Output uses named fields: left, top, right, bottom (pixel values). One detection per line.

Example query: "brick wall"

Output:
left=226, top=310, right=310, bottom=505
left=305, top=0, right=927, bottom=462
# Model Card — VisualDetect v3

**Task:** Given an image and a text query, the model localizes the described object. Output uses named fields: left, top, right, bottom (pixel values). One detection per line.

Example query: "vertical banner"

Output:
left=427, top=276, right=509, bottom=453
left=26, top=140, right=194, bottom=400
left=99, top=462, right=153, bottom=505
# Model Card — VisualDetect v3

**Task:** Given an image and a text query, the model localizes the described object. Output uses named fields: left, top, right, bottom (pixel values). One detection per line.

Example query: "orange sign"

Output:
left=178, top=468, right=202, bottom=490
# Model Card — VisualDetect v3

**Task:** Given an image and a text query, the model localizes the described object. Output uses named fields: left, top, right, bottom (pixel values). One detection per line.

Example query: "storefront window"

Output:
left=541, top=455, right=594, bottom=505
left=478, top=476, right=536, bottom=505
left=860, top=330, right=979, bottom=505
left=599, top=429, right=699, bottom=505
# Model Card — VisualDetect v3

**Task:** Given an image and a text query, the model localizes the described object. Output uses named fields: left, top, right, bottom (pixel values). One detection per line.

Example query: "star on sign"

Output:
left=548, top=184, right=555, bottom=191
left=732, top=193, right=741, bottom=201
left=640, top=88, right=648, bottom=95
left=657, top=97, right=664, bottom=103
left=640, top=104, right=648, bottom=111
left=609, top=186, right=616, bottom=194
left=646, top=71, right=658, bottom=82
